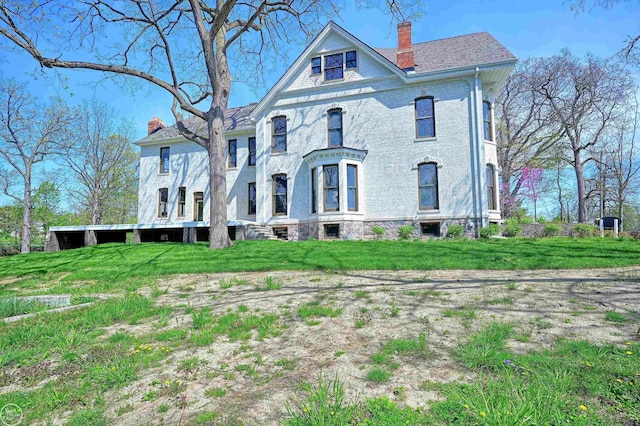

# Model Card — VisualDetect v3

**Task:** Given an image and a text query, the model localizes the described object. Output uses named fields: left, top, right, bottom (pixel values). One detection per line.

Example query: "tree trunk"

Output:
left=21, top=173, right=31, bottom=254
left=573, top=150, right=588, bottom=223
left=207, top=109, right=230, bottom=249
left=91, top=191, right=103, bottom=225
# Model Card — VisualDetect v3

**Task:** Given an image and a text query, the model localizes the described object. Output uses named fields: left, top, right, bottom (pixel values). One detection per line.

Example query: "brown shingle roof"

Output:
left=136, top=104, right=255, bottom=144
left=374, top=32, right=516, bottom=73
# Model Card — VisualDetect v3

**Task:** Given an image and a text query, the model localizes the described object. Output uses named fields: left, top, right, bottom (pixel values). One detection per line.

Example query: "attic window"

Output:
left=311, top=57, right=321, bottom=75
left=345, top=50, right=357, bottom=68
left=324, top=53, right=343, bottom=80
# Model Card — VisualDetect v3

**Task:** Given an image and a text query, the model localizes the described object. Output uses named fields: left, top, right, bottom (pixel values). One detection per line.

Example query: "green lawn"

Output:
left=0, top=238, right=639, bottom=295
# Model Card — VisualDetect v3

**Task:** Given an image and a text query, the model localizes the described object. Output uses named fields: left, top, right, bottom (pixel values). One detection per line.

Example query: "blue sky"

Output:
left=1, top=0, right=639, bottom=213
left=2, top=0, right=638, bottom=141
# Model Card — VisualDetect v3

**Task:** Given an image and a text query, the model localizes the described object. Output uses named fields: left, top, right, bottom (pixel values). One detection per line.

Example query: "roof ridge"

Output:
left=375, top=31, right=491, bottom=51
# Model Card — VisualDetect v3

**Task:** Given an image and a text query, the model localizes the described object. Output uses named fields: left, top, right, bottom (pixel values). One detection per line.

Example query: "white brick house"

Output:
left=135, top=21, right=516, bottom=241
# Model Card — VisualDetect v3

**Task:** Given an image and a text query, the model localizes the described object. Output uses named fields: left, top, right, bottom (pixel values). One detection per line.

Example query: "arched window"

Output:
left=486, top=164, right=497, bottom=210
left=415, top=97, right=435, bottom=138
left=418, top=162, right=439, bottom=210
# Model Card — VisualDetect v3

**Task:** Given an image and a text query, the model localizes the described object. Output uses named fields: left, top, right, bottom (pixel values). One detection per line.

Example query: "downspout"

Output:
left=472, top=67, right=485, bottom=235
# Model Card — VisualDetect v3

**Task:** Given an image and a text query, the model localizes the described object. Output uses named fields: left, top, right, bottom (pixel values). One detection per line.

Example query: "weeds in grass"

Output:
left=284, top=374, right=355, bottom=424
left=275, top=358, right=298, bottom=371
left=428, top=339, right=640, bottom=425
left=483, top=297, right=514, bottom=305
left=530, top=317, right=553, bottom=329
left=390, top=299, right=400, bottom=317
left=204, top=387, right=227, bottom=398
left=178, top=357, right=201, bottom=373
left=443, top=308, right=476, bottom=319
left=454, top=322, right=513, bottom=370
left=366, top=368, right=392, bottom=383
left=0, top=297, right=49, bottom=319
left=219, top=277, right=248, bottom=289
left=191, top=308, right=214, bottom=330
left=297, top=301, right=342, bottom=324
left=605, top=311, right=627, bottom=323
left=506, top=283, right=518, bottom=290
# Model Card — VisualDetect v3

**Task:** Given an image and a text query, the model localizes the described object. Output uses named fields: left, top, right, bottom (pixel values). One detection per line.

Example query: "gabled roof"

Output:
left=135, top=104, right=256, bottom=145
left=250, top=21, right=409, bottom=120
left=375, top=32, right=516, bottom=73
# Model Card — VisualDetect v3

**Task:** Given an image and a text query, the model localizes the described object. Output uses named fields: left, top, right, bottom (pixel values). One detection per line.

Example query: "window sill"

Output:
left=227, top=167, right=237, bottom=170
left=484, top=139, right=497, bottom=145
left=248, top=164, right=256, bottom=168
left=415, top=137, right=437, bottom=143
left=158, top=172, right=170, bottom=176
left=271, top=150, right=287, bottom=156
left=417, top=209, right=440, bottom=213
left=322, top=78, right=344, bottom=84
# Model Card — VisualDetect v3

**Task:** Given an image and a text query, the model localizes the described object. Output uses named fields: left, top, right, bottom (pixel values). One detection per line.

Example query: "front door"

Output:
left=194, top=192, right=204, bottom=221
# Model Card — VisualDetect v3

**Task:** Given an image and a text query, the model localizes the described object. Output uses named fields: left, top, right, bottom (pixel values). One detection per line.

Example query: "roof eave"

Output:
left=403, top=59, right=517, bottom=83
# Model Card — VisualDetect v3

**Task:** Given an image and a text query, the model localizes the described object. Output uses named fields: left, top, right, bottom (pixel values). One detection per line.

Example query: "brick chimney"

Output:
left=396, top=22, right=415, bottom=71
left=147, top=117, right=165, bottom=135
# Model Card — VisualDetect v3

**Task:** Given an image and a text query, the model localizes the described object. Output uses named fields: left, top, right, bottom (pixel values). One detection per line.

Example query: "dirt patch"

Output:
left=90, top=268, right=640, bottom=424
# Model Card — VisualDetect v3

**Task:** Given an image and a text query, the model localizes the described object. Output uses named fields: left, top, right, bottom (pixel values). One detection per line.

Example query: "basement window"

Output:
left=324, top=224, right=340, bottom=239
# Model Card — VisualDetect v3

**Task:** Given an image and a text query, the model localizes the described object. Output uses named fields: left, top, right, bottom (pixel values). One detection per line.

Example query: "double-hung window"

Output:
left=158, top=188, right=168, bottom=217
left=324, top=165, right=339, bottom=211
left=178, top=187, right=186, bottom=217
left=345, top=50, right=357, bottom=68
left=324, top=53, right=343, bottom=80
left=248, top=137, right=256, bottom=166
left=228, top=139, right=237, bottom=168
left=311, top=57, right=321, bottom=75
left=483, top=101, right=493, bottom=141
left=248, top=182, right=256, bottom=215
left=418, top=163, right=439, bottom=210
left=311, top=168, right=317, bottom=214
left=159, top=147, right=170, bottom=174
left=272, top=116, right=287, bottom=152
left=328, top=109, right=343, bottom=147
left=272, top=174, right=287, bottom=215
left=486, top=165, right=497, bottom=210
left=347, top=165, right=358, bottom=211
left=415, top=97, right=435, bottom=138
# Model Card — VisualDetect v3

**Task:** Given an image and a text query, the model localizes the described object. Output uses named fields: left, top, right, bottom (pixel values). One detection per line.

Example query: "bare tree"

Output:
left=62, top=99, right=138, bottom=225
left=529, top=50, right=634, bottom=223
left=495, top=59, right=560, bottom=218
left=601, top=92, right=640, bottom=228
left=0, top=0, right=418, bottom=249
left=567, top=0, right=640, bottom=66
left=0, top=79, right=71, bottom=253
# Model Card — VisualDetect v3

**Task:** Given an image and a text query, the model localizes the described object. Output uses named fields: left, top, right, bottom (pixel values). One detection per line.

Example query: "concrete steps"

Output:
left=246, top=224, right=279, bottom=240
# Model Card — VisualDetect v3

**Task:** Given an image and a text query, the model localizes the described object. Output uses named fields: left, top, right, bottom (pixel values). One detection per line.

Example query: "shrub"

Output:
left=502, top=221, right=522, bottom=237
left=536, top=216, right=547, bottom=224
left=371, top=226, right=385, bottom=239
left=544, top=223, right=562, bottom=237
left=397, top=225, right=415, bottom=240
left=446, top=224, right=464, bottom=239
left=573, top=223, right=597, bottom=238
left=519, top=216, right=533, bottom=224
left=479, top=224, right=501, bottom=238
